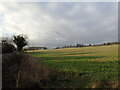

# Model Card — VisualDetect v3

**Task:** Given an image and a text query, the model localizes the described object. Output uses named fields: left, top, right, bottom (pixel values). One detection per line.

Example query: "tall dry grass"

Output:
left=2, top=52, right=52, bottom=88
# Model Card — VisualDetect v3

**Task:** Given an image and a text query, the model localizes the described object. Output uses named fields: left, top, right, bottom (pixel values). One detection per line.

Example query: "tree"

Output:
left=76, top=44, right=82, bottom=47
left=103, top=43, right=106, bottom=45
left=13, top=34, right=27, bottom=52
left=107, top=42, right=111, bottom=45
left=89, top=44, right=91, bottom=46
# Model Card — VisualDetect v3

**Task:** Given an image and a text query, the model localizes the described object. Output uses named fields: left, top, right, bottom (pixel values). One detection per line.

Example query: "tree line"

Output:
left=54, top=42, right=120, bottom=49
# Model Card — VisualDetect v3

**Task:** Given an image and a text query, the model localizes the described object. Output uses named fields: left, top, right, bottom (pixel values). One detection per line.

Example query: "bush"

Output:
left=2, top=52, right=51, bottom=88
left=2, top=52, right=70, bottom=88
left=2, top=42, right=16, bottom=54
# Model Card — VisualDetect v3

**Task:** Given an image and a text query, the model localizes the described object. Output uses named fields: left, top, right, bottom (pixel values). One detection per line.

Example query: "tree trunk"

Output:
left=17, top=47, right=22, bottom=52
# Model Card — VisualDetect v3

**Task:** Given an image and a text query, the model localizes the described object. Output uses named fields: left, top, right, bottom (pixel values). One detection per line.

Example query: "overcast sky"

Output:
left=0, top=2, right=118, bottom=48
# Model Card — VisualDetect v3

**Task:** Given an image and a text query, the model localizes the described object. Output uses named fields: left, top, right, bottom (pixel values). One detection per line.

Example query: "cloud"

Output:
left=0, top=2, right=118, bottom=48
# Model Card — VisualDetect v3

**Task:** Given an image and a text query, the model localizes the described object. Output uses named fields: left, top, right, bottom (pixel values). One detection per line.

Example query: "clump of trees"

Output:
left=2, top=34, right=28, bottom=54
left=54, top=43, right=85, bottom=49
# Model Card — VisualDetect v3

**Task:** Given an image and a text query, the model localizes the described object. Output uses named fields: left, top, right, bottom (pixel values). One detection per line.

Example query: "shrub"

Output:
left=2, top=52, right=51, bottom=88
left=2, top=52, right=70, bottom=88
left=2, top=42, right=16, bottom=54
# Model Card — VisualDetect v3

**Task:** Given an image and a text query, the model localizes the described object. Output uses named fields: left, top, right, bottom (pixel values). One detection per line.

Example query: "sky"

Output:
left=0, top=2, right=118, bottom=48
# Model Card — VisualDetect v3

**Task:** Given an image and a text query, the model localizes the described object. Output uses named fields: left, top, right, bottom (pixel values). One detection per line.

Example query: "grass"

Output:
left=27, top=45, right=119, bottom=88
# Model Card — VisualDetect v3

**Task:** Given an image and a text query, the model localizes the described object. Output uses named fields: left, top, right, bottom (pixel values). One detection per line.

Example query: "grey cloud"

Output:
left=0, top=2, right=118, bottom=48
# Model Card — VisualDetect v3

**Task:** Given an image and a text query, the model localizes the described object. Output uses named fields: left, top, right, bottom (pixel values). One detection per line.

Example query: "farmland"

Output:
left=28, top=45, right=119, bottom=88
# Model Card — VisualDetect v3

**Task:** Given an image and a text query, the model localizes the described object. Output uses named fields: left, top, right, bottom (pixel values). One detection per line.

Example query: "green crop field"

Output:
left=27, top=45, right=119, bottom=88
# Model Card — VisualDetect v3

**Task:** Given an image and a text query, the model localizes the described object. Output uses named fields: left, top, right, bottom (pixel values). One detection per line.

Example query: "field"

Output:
left=27, top=45, right=119, bottom=88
